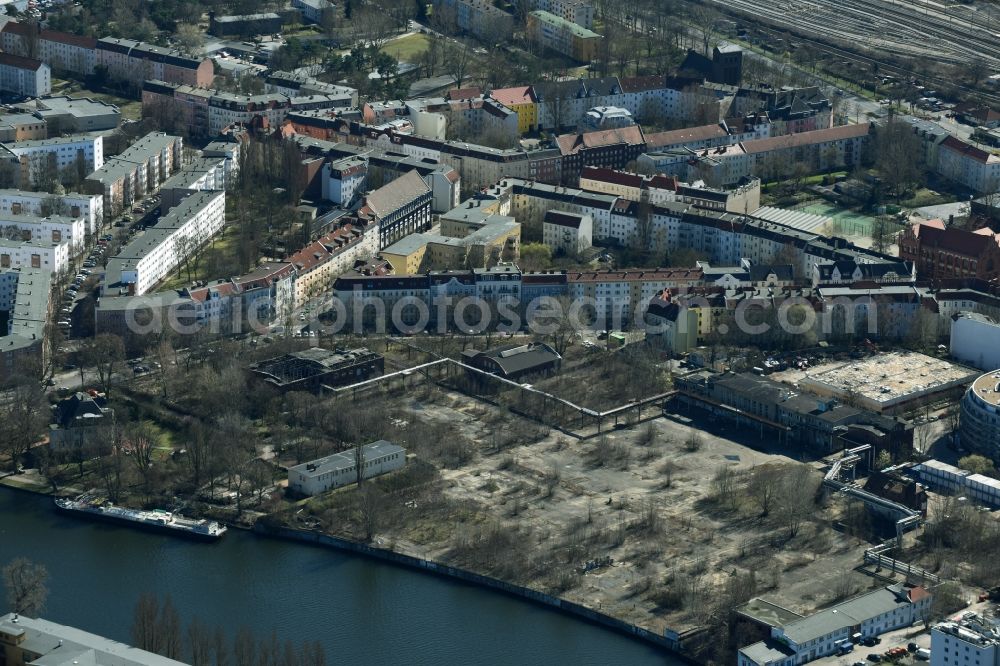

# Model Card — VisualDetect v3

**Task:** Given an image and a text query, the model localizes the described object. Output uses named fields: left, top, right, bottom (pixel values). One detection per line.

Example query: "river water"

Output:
left=0, top=488, right=676, bottom=665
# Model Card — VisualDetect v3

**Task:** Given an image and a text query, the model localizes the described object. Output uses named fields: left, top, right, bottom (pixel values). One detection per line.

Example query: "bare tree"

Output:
left=124, top=421, right=160, bottom=500
left=0, top=375, right=47, bottom=472
left=443, top=40, right=474, bottom=89
left=2, top=557, right=48, bottom=616
left=131, top=592, right=161, bottom=653
left=747, top=465, right=782, bottom=517
left=79, top=334, right=125, bottom=399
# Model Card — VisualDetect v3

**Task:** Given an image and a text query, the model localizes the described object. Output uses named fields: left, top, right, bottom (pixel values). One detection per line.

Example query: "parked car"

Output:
left=868, top=655, right=882, bottom=663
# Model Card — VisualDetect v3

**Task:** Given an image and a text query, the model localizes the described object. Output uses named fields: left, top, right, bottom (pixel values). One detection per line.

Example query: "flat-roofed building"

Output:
left=25, top=95, right=121, bottom=132
left=0, top=236, right=70, bottom=274
left=932, top=614, right=1000, bottom=666
left=1, top=134, right=103, bottom=189
left=0, top=189, right=103, bottom=234
left=85, top=132, right=182, bottom=218
left=0, top=213, right=87, bottom=252
left=960, top=369, right=1000, bottom=462
left=287, top=440, right=405, bottom=496
left=103, top=190, right=225, bottom=296
left=0, top=113, right=46, bottom=141
left=0, top=267, right=50, bottom=379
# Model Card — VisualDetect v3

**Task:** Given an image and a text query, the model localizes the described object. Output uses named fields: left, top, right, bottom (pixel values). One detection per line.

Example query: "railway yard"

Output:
left=697, top=0, right=1000, bottom=106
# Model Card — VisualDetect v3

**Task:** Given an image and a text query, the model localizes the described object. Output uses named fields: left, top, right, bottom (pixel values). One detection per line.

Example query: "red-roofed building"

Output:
left=899, top=220, right=1000, bottom=281
left=0, top=52, right=50, bottom=96
left=0, top=21, right=96, bottom=76
left=556, top=126, right=646, bottom=184
left=287, top=222, right=379, bottom=306
left=743, top=122, right=869, bottom=172
left=936, top=135, right=1000, bottom=193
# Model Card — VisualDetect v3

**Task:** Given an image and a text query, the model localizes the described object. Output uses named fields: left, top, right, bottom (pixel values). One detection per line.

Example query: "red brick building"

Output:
left=898, top=219, right=1000, bottom=281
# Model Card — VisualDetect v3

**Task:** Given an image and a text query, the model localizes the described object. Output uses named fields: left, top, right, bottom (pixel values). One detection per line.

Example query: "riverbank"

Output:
left=254, top=521, right=697, bottom=662
left=2, top=472, right=692, bottom=661
left=3, top=486, right=675, bottom=666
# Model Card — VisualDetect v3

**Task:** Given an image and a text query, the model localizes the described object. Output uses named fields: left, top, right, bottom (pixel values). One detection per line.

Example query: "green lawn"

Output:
left=381, top=33, right=430, bottom=63
left=157, top=230, right=242, bottom=292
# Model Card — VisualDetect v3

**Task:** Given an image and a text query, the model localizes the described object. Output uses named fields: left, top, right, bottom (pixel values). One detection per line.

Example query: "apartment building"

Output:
left=85, top=132, right=182, bottom=218
left=578, top=166, right=762, bottom=212
left=527, top=10, right=601, bottom=61
left=1, top=134, right=103, bottom=188
left=542, top=209, right=592, bottom=255
left=744, top=122, right=869, bottom=175
left=0, top=267, right=50, bottom=379
left=104, top=190, right=225, bottom=296
left=0, top=236, right=70, bottom=274
left=0, top=214, right=87, bottom=252
left=489, top=86, right=540, bottom=134
left=533, top=0, right=593, bottom=28
left=931, top=614, right=1000, bottom=666
left=0, top=189, right=103, bottom=233
left=96, top=37, right=213, bottom=89
left=359, top=169, right=433, bottom=249
left=381, top=214, right=520, bottom=275
left=288, top=223, right=379, bottom=307
left=430, top=0, right=515, bottom=40
left=233, top=261, right=296, bottom=327
left=0, top=21, right=97, bottom=75
left=556, top=125, right=646, bottom=183
left=936, top=136, right=1000, bottom=193
left=0, top=53, right=50, bottom=97
left=142, top=80, right=354, bottom=138
left=158, top=156, right=228, bottom=210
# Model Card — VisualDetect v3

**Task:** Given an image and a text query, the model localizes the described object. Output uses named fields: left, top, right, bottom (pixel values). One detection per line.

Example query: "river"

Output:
left=0, top=488, right=677, bottom=665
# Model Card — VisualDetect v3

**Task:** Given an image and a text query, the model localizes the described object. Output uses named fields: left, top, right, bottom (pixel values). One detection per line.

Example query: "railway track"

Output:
left=742, top=23, right=1000, bottom=108
left=686, top=0, right=1000, bottom=108
left=706, top=0, right=1000, bottom=69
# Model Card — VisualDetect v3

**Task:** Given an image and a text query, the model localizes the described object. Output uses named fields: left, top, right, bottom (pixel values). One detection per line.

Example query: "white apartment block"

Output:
left=0, top=189, right=104, bottom=234
left=104, top=190, right=225, bottom=295
left=0, top=22, right=97, bottom=76
left=542, top=210, right=592, bottom=255
left=533, top=0, right=594, bottom=28
left=0, top=53, right=51, bottom=97
left=0, top=214, right=87, bottom=253
left=2, top=134, right=103, bottom=188
left=85, top=132, right=182, bottom=218
left=936, top=136, right=1000, bottom=194
left=0, top=236, right=70, bottom=274
left=932, top=615, right=1000, bottom=666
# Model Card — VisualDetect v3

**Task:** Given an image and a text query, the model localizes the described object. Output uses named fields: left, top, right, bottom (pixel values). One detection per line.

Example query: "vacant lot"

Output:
left=283, top=374, right=881, bottom=662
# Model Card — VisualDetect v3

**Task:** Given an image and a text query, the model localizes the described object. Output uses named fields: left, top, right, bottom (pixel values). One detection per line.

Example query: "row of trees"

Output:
left=131, top=594, right=327, bottom=666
